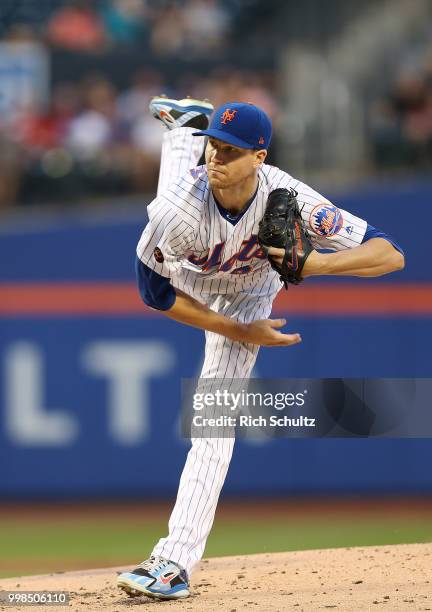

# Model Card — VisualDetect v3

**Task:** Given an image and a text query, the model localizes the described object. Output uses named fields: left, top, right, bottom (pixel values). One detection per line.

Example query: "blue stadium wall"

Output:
left=0, top=179, right=431, bottom=498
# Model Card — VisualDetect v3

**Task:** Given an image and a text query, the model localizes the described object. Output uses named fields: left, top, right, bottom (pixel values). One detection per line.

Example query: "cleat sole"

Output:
left=117, top=576, right=189, bottom=600
left=150, top=97, right=214, bottom=114
left=118, top=583, right=142, bottom=598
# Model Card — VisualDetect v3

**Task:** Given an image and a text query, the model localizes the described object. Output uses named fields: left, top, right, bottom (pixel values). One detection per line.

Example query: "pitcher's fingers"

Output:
left=278, top=333, right=301, bottom=345
left=268, top=318, right=287, bottom=329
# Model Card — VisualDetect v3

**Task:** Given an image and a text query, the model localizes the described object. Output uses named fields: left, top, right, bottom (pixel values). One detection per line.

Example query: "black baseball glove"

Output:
left=257, top=188, right=314, bottom=288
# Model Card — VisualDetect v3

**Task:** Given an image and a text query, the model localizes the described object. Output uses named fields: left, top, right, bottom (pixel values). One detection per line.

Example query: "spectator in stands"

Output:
left=149, top=2, right=187, bottom=56
left=16, top=82, right=81, bottom=155
left=47, top=0, right=108, bottom=53
left=101, top=0, right=149, bottom=46
left=182, top=0, right=231, bottom=53
left=403, top=83, right=432, bottom=150
left=117, top=69, right=164, bottom=125
left=66, top=76, right=119, bottom=157
left=371, top=70, right=432, bottom=168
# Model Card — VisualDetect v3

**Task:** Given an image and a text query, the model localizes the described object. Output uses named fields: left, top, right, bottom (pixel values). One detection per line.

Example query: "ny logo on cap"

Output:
left=220, top=109, right=237, bottom=124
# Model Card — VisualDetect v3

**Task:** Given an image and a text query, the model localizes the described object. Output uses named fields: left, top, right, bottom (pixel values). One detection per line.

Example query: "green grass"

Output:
left=208, top=518, right=432, bottom=555
left=1, top=516, right=431, bottom=578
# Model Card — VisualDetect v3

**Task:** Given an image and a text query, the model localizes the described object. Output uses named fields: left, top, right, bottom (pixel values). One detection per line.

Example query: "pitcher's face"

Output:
left=205, top=138, right=266, bottom=189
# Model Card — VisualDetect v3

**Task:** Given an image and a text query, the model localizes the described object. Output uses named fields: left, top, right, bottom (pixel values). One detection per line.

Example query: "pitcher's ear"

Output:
left=254, top=149, right=267, bottom=167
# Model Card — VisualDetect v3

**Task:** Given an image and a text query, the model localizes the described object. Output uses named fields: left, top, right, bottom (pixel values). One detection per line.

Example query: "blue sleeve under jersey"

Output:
left=135, top=256, right=176, bottom=311
left=362, top=224, right=404, bottom=256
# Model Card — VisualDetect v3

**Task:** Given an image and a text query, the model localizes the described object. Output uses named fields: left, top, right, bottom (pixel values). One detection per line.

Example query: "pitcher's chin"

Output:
left=208, top=174, right=228, bottom=189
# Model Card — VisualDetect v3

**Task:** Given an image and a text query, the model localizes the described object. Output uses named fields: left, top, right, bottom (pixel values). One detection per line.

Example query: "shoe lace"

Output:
left=138, top=556, right=169, bottom=572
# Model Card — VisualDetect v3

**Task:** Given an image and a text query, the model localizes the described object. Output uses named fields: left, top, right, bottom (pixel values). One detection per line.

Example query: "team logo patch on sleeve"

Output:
left=153, top=247, right=164, bottom=263
left=309, top=203, right=343, bottom=237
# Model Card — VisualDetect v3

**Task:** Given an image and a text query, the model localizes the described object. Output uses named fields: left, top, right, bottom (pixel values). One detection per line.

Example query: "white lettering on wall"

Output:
left=82, top=341, right=175, bottom=445
left=4, top=342, right=78, bottom=446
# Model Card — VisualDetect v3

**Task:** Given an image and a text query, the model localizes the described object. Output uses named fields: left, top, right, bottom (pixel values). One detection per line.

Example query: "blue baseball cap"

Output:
left=193, top=102, right=272, bottom=150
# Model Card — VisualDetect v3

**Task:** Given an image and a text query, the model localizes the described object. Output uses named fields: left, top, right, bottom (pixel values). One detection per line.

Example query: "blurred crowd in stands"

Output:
left=0, top=65, right=279, bottom=208
left=2, top=0, right=239, bottom=54
left=370, top=44, right=432, bottom=170
left=0, top=0, right=280, bottom=209
left=1, top=0, right=431, bottom=210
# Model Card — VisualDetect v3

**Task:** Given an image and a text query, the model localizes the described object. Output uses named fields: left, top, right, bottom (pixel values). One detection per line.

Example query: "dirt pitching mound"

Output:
left=0, top=543, right=431, bottom=611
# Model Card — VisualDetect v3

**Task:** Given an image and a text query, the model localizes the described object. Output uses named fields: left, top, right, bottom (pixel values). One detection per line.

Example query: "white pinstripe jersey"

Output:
left=137, top=163, right=367, bottom=300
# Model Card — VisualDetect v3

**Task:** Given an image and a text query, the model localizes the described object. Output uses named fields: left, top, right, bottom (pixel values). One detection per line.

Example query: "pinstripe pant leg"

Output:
left=152, top=292, right=275, bottom=576
left=157, top=128, right=204, bottom=195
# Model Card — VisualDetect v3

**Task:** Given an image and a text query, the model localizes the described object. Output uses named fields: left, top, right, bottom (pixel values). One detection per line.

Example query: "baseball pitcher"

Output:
left=117, top=97, right=404, bottom=599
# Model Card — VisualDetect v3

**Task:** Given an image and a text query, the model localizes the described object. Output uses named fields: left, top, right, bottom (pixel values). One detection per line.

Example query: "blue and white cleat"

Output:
left=149, top=95, right=214, bottom=130
left=117, top=555, right=190, bottom=600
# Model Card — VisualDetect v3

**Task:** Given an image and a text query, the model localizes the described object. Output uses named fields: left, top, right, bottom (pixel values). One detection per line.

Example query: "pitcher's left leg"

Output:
left=150, top=292, right=274, bottom=577
left=117, top=331, right=258, bottom=599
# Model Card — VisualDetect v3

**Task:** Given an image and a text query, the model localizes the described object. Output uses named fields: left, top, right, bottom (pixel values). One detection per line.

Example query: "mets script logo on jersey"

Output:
left=309, top=203, right=343, bottom=237
left=220, top=109, right=237, bottom=124
left=188, top=235, right=266, bottom=274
